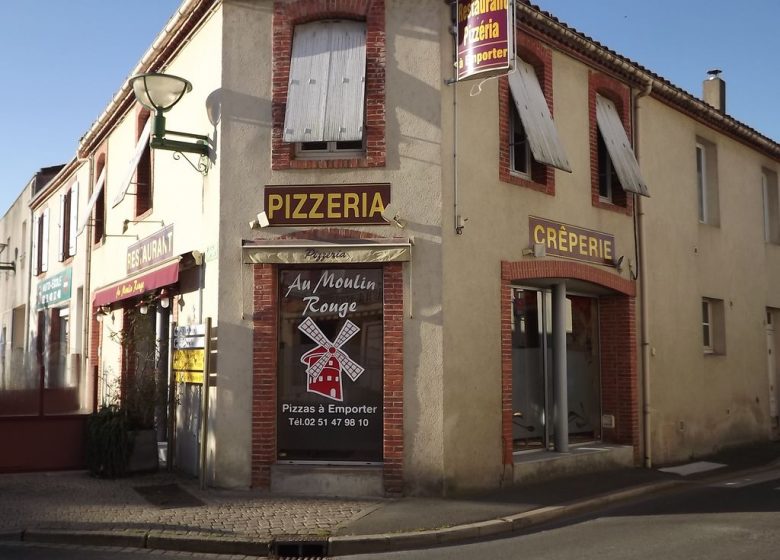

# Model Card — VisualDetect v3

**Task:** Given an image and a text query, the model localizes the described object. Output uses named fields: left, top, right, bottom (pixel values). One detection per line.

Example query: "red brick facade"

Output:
left=271, top=0, right=386, bottom=170
left=588, top=71, right=634, bottom=215
left=500, top=260, right=638, bottom=466
left=250, top=229, right=404, bottom=495
left=498, top=33, right=556, bottom=195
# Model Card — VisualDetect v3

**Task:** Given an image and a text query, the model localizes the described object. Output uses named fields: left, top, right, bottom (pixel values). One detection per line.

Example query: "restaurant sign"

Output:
left=127, top=224, right=174, bottom=274
left=264, top=184, right=390, bottom=226
left=529, top=216, right=616, bottom=266
left=36, top=268, right=72, bottom=310
left=456, top=0, right=514, bottom=81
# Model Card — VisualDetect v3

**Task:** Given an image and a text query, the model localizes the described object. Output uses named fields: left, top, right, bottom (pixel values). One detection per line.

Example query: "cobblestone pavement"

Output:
left=0, top=471, right=381, bottom=540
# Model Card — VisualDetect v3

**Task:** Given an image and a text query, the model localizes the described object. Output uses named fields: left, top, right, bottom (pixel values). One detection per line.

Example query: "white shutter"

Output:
left=283, top=22, right=332, bottom=142
left=508, top=59, right=571, bottom=172
left=112, top=118, right=152, bottom=208
left=31, top=214, right=39, bottom=276
left=323, top=21, right=366, bottom=142
left=58, top=193, right=66, bottom=262
left=595, top=95, right=649, bottom=197
left=78, top=167, right=106, bottom=235
left=69, top=183, right=78, bottom=257
left=41, top=208, right=49, bottom=273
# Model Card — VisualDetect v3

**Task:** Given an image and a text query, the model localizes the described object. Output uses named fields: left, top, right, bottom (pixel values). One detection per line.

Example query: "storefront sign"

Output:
left=529, top=216, right=616, bottom=266
left=264, top=184, right=390, bottom=226
left=457, top=0, right=513, bottom=81
left=36, top=268, right=72, bottom=310
left=173, top=324, right=206, bottom=384
left=243, top=238, right=411, bottom=265
left=93, top=260, right=180, bottom=307
left=278, top=268, right=384, bottom=462
left=127, top=224, right=174, bottom=274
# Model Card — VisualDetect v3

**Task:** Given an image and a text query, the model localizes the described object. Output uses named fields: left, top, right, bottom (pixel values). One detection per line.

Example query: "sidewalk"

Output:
left=1, top=442, right=778, bottom=557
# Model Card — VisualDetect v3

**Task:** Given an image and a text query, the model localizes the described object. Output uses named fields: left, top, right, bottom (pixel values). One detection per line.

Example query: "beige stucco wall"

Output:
left=27, top=161, right=92, bottom=408
left=439, top=46, right=638, bottom=493
left=216, top=0, right=446, bottom=492
left=0, top=182, right=32, bottom=384
left=638, top=95, right=780, bottom=463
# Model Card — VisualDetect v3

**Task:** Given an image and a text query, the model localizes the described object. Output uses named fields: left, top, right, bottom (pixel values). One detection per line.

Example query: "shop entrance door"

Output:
left=511, top=287, right=601, bottom=451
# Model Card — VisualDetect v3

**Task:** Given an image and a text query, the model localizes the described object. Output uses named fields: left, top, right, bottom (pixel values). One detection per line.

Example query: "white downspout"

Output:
left=634, top=79, right=653, bottom=468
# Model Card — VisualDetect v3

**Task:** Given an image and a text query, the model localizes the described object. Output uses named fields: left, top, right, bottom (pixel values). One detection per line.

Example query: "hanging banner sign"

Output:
left=529, top=216, right=616, bottom=266
left=457, top=0, right=514, bottom=81
left=264, top=184, right=390, bottom=226
left=277, top=268, right=384, bottom=462
left=36, top=268, right=72, bottom=310
left=127, top=224, right=174, bottom=274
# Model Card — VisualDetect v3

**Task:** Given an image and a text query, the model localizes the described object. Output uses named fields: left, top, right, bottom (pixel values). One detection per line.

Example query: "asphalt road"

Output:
left=341, top=465, right=780, bottom=560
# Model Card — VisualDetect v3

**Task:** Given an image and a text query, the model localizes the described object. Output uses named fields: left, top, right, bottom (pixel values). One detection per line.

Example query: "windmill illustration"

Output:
left=298, top=316, right=365, bottom=401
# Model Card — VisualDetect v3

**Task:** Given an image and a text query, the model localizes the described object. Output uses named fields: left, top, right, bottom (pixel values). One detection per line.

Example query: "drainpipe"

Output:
left=633, top=79, right=653, bottom=468
left=82, top=156, right=95, bottom=410
left=447, top=1, right=463, bottom=235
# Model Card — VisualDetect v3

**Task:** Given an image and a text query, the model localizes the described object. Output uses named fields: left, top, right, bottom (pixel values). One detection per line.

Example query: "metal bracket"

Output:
left=173, top=151, right=210, bottom=176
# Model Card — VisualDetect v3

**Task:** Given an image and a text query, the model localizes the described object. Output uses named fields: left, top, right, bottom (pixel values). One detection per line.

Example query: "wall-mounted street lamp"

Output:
left=122, top=218, right=164, bottom=234
left=129, top=72, right=210, bottom=172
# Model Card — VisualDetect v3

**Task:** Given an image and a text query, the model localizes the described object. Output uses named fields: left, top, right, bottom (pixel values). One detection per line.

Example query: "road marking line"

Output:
left=714, top=469, right=780, bottom=488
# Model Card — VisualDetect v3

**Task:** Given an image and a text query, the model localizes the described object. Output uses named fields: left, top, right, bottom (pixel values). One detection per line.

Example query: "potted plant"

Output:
left=86, top=304, right=164, bottom=476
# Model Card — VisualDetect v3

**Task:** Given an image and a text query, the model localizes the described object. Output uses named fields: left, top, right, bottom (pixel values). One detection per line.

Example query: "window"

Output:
left=510, top=105, right=532, bottom=177
left=272, top=0, right=386, bottom=170
left=283, top=21, right=367, bottom=154
left=507, top=57, right=570, bottom=176
left=594, top=93, right=649, bottom=206
left=58, top=183, right=78, bottom=261
left=695, top=138, right=719, bottom=225
left=31, top=209, right=49, bottom=275
left=135, top=112, right=152, bottom=216
left=93, top=158, right=106, bottom=245
left=762, top=169, right=780, bottom=244
left=702, top=298, right=725, bottom=355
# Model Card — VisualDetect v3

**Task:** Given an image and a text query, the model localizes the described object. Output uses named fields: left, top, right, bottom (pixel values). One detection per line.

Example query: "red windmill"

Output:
left=298, top=317, right=365, bottom=402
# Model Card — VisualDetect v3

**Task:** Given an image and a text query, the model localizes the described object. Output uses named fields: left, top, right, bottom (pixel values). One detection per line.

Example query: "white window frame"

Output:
left=702, top=299, right=713, bottom=354
left=763, top=169, right=780, bottom=244
left=295, top=138, right=365, bottom=159
left=697, top=143, right=708, bottom=223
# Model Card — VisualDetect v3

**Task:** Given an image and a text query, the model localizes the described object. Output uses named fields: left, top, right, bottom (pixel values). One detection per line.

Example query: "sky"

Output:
left=1, top=1, right=778, bottom=215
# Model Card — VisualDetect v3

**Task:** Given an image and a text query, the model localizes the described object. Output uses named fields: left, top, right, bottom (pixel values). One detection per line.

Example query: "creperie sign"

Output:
left=264, top=184, right=390, bottom=225
left=529, top=216, right=616, bottom=266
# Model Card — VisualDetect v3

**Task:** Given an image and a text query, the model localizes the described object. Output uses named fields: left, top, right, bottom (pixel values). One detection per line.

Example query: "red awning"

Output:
left=93, top=259, right=179, bottom=307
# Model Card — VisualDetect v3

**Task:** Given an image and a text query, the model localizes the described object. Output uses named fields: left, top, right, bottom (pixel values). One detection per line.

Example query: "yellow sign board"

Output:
left=175, top=370, right=204, bottom=384
left=173, top=349, right=205, bottom=372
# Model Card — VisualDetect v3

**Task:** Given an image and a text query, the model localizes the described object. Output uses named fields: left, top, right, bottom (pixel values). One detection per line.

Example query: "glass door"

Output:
left=511, top=287, right=601, bottom=451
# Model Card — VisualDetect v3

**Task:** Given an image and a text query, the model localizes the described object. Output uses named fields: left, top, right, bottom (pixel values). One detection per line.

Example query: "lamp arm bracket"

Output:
left=173, top=151, right=210, bottom=176
left=165, top=129, right=210, bottom=142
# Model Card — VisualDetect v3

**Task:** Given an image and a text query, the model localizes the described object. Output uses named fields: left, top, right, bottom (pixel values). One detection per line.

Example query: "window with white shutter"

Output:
left=69, top=182, right=78, bottom=257
left=41, top=208, right=49, bottom=273
left=283, top=21, right=367, bottom=155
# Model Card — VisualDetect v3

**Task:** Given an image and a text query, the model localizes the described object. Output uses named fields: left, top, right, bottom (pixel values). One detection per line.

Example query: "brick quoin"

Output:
left=251, top=228, right=404, bottom=494
left=500, top=260, right=638, bottom=466
left=589, top=71, right=634, bottom=216
left=271, top=0, right=386, bottom=170
left=499, top=33, right=556, bottom=194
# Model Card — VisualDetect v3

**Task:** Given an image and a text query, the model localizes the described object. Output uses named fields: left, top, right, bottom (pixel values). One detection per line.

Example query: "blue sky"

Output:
left=1, top=1, right=778, bottom=215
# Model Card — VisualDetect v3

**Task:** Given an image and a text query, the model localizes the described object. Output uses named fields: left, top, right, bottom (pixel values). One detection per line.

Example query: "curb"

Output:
left=4, top=479, right=680, bottom=557
left=328, top=479, right=682, bottom=556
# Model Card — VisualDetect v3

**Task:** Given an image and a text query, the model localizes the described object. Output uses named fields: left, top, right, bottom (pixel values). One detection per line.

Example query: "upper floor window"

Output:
left=58, top=183, right=78, bottom=261
left=593, top=93, right=649, bottom=209
left=31, top=208, right=49, bottom=275
left=93, top=158, right=107, bottom=245
left=135, top=112, right=153, bottom=216
left=762, top=168, right=779, bottom=244
left=702, top=297, right=726, bottom=355
left=283, top=21, right=367, bottom=157
left=508, top=58, right=571, bottom=178
left=695, top=138, right=719, bottom=226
